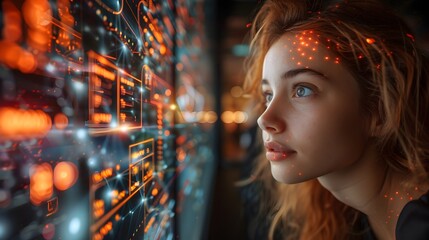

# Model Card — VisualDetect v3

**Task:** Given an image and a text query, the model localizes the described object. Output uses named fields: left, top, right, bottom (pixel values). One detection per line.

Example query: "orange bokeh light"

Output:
left=30, top=163, right=53, bottom=205
left=54, top=113, right=69, bottom=130
left=17, top=50, right=37, bottom=73
left=0, top=107, right=52, bottom=140
left=53, top=161, right=78, bottom=191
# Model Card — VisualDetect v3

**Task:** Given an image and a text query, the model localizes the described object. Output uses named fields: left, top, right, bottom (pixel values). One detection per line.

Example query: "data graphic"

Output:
left=0, top=0, right=216, bottom=239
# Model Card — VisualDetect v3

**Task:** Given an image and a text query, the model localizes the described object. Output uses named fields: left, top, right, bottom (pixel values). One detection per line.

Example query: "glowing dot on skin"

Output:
left=298, top=172, right=302, bottom=176
left=308, top=57, right=313, bottom=60
left=325, top=56, right=329, bottom=60
left=390, top=197, right=394, bottom=201
left=395, top=191, right=399, bottom=195
left=301, top=53, right=305, bottom=56
left=297, top=48, right=301, bottom=52
left=384, top=194, right=388, bottom=198
left=312, top=48, right=316, bottom=51
left=297, top=62, right=301, bottom=65
left=366, top=38, right=376, bottom=44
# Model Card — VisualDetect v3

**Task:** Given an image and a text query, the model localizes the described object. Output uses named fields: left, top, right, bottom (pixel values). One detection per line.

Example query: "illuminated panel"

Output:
left=129, top=139, right=154, bottom=194
left=87, top=51, right=143, bottom=133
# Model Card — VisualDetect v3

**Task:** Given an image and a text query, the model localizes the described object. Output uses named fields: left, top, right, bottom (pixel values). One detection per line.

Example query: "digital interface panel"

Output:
left=0, top=0, right=216, bottom=239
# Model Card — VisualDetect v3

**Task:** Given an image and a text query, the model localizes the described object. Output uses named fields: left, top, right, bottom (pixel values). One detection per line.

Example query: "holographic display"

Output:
left=0, top=0, right=216, bottom=239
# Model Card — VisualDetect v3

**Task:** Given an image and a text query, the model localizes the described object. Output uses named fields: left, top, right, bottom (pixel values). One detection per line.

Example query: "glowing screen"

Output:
left=0, top=0, right=216, bottom=239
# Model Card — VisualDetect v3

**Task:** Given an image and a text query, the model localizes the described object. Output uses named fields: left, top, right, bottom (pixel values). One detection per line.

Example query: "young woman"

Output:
left=244, top=0, right=429, bottom=239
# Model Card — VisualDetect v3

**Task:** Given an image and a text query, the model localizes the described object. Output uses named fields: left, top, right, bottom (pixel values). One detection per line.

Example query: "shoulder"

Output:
left=396, top=191, right=429, bottom=240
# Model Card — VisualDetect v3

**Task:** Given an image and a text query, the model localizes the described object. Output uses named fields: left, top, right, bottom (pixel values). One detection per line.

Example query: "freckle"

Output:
left=298, top=172, right=302, bottom=176
left=400, top=197, right=403, bottom=199
left=409, top=197, right=413, bottom=200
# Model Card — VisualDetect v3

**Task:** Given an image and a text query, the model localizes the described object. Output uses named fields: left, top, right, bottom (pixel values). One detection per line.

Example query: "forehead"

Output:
left=263, top=31, right=345, bottom=80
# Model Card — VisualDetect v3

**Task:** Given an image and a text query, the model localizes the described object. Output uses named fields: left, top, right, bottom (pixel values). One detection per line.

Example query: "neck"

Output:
left=317, top=144, right=422, bottom=240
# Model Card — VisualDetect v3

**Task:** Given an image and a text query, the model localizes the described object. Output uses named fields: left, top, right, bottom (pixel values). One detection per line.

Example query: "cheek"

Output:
left=295, top=103, right=367, bottom=164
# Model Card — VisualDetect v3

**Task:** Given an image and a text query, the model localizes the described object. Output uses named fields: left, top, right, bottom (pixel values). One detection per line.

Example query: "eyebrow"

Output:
left=261, top=68, right=327, bottom=85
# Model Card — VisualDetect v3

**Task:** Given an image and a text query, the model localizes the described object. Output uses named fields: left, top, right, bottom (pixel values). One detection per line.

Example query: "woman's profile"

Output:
left=243, top=0, right=429, bottom=239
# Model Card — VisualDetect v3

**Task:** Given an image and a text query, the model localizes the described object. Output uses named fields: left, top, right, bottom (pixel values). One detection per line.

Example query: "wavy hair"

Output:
left=243, top=0, right=429, bottom=239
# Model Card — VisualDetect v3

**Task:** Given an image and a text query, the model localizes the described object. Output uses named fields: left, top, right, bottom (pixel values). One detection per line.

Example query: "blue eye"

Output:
left=264, top=92, right=273, bottom=104
left=295, top=86, right=313, bottom=97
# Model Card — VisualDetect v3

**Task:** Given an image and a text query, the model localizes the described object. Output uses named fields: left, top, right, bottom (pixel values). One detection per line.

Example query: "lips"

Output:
left=264, top=141, right=296, bottom=161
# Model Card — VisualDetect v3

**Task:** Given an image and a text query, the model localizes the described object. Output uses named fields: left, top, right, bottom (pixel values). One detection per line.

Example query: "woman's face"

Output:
left=258, top=32, right=370, bottom=183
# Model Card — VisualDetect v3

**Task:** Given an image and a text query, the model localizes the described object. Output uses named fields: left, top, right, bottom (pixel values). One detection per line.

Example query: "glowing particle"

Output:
left=68, top=218, right=80, bottom=234
left=366, top=38, right=376, bottom=44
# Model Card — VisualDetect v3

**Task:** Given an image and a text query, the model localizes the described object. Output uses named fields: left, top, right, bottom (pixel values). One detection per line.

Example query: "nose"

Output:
left=257, top=104, right=285, bottom=133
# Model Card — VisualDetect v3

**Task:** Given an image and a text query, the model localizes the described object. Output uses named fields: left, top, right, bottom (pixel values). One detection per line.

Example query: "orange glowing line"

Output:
left=50, top=18, right=82, bottom=39
left=95, top=0, right=124, bottom=14
left=90, top=183, right=145, bottom=233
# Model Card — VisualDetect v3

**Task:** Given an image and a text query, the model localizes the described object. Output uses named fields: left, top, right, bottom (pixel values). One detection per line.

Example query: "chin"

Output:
left=270, top=164, right=310, bottom=184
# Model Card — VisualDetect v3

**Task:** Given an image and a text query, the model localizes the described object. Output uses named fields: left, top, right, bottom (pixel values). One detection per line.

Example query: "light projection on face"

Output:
left=285, top=31, right=342, bottom=68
